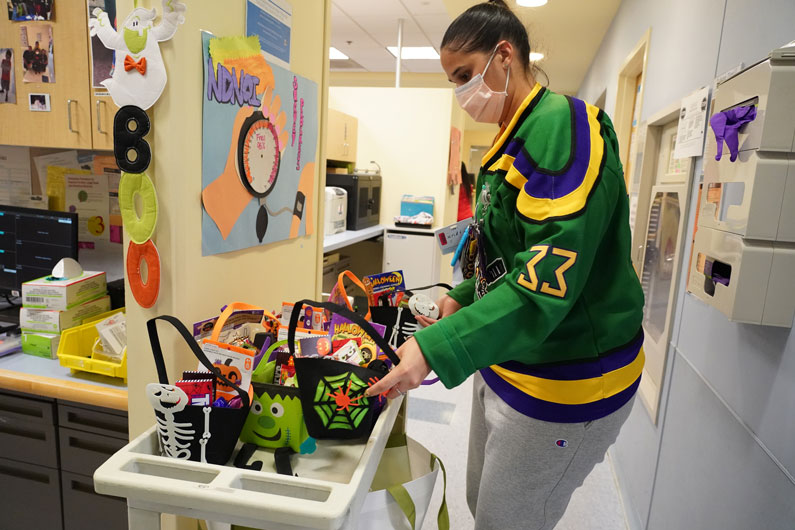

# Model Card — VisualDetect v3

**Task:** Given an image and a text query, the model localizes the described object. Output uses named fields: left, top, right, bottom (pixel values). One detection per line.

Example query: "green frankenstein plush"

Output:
left=239, top=378, right=315, bottom=454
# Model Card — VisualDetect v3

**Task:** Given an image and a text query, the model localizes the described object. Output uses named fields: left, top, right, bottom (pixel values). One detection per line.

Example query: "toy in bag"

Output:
left=289, top=299, right=401, bottom=440
left=146, top=315, right=252, bottom=465
left=327, top=270, right=372, bottom=320
left=369, top=283, right=453, bottom=350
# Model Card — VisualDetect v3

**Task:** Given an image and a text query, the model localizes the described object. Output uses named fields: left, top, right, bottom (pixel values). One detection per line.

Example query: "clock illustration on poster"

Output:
left=237, top=111, right=282, bottom=241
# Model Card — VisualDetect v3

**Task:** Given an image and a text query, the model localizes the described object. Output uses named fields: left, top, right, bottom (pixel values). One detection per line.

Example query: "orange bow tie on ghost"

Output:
left=124, top=55, right=147, bottom=75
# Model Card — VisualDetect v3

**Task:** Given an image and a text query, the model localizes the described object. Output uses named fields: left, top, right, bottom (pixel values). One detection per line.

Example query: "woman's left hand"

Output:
left=365, top=337, right=431, bottom=399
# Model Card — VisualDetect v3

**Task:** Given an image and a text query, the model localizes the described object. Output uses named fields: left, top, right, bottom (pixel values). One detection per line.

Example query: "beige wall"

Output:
left=124, top=0, right=331, bottom=455
left=328, top=87, right=454, bottom=230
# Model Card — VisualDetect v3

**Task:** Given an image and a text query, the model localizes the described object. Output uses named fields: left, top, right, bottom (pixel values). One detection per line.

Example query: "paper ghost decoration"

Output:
left=89, top=0, right=187, bottom=110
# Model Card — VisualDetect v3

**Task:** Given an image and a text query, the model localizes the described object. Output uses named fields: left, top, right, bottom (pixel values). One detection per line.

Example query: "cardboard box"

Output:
left=19, top=295, right=111, bottom=334
left=22, top=332, right=61, bottom=359
left=22, top=271, right=107, bottom=311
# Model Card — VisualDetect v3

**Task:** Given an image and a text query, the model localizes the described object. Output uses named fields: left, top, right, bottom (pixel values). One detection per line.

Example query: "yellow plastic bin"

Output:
left=57, top=308, right=127, bottom=382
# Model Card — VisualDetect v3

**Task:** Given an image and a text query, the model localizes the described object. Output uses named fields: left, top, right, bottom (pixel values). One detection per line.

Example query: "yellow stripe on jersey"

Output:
left=481, top=83, right=544, bottom=168
left=515, top=103, right=605, bottom=221
left=489, top=348, right=645, bottom=405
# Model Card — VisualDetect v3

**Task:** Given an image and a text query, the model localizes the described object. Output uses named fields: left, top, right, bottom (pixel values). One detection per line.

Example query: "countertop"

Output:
left=0, top=350, right=128, bottom=410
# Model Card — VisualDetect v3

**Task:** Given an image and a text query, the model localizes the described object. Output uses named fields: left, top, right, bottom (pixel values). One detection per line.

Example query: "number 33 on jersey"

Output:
left=517, top=245, right=578, bottom=299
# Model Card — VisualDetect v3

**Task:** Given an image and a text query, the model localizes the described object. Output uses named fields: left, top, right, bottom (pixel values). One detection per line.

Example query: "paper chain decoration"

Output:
left=92, top=1, right=186, bottom=308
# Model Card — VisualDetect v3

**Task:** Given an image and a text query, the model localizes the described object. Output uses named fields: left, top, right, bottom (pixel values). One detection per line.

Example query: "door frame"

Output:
left=613, top=29, right=651, bottom=190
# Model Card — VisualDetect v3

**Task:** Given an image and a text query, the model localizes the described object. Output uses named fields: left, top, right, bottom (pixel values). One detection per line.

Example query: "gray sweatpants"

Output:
left=467, top=372, right=634, bottom=530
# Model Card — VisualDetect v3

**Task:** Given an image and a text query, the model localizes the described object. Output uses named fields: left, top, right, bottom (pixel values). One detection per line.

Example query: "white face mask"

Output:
left=454, top=45, right=510, bottom=124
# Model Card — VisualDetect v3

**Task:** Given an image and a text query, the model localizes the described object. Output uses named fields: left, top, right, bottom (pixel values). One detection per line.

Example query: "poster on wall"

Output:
left=1, top=49, right=16, bottom=104
left=19, top=23, right=54, bottom=83
left=200, top=31, right=317, bottom=256
left=246, top=0, right=291, bottom=69
left=8, top=0, right=54, bottom=21
left=87, top=0, right=116, bottom=88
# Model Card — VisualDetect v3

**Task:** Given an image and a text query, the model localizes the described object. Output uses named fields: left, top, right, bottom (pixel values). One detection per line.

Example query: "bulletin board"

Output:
left=200, top=31, right=317, bottom=256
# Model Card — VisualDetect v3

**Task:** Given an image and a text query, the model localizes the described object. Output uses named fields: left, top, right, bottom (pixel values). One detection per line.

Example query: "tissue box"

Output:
left=22, top=271, right=107, bottom=311
left=19, top=295, right=111, bottom=334
left=22, top=332, right=61, bottom=359
left=400, top=195, right=435, bottom=217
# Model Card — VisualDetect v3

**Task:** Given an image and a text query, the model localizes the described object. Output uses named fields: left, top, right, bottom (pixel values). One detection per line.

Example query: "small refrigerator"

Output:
left=382, top=228, right=441, bottom=299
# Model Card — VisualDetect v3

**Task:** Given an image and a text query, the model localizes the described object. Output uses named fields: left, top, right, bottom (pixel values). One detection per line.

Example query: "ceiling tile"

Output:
left=399, top=0, right=448, bottom=16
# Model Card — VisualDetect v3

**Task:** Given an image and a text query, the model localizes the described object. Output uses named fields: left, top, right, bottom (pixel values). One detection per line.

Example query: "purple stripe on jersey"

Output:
left=480, top=367, right=641, bottom=423
left=497, top=329, right=644, bottom=381
left=506, top=98, right=593, bottom=200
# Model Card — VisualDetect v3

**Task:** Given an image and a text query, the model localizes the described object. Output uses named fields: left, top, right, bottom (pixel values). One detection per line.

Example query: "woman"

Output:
left=367, top=1, right=645, bottom=529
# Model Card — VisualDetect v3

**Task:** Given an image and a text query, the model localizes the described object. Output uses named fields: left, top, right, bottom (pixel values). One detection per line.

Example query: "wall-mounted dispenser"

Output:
left=688, top=44, right=795, bottom=327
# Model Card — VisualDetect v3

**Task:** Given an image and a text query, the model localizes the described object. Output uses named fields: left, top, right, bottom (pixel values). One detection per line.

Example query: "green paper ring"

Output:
left=119, top=172, right=158, bottom=244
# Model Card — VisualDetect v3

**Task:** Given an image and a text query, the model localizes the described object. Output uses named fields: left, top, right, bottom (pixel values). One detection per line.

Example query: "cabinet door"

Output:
left=0, top=457, right=63, bottom=529
left=62, top=470, right=128, bottom=530
left=343, top=113, right=358, bottom=162
left=383, top=231, right=441, bottom=298
left=0, top=1, right=92, bottom=148
left=91, top=91, right=118, bottom=150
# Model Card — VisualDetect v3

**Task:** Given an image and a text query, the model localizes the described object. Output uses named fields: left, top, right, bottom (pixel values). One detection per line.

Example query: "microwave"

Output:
left=326, top=172, right=381, bottom=230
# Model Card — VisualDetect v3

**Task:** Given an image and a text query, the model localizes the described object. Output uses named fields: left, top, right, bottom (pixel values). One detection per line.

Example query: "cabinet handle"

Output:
left=0, top=463, right=50, bottom=484
left=67, top=99, right=76, bottom=132
left=96, top=99, right=106, bottom=133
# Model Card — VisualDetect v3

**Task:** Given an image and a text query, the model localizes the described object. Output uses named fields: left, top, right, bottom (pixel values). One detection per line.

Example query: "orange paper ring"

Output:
left=127, top=240, right=161, bottom=308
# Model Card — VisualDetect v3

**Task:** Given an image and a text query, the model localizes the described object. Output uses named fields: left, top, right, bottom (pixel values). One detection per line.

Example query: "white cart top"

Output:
left=94, top=395, right=404, bottom=530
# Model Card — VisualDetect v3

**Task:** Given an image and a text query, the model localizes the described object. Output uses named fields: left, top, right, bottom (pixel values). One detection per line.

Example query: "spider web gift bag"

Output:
left=147, top=315, right=253, bottom=465
left=288, top=300, right=401, bottom=440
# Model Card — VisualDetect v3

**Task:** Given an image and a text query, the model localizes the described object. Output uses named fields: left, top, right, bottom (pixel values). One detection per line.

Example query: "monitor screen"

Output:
left=0, top=205, right=78, bottom=297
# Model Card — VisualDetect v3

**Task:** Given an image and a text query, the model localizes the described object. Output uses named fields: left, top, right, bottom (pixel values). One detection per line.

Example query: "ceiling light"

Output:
left=529, top=52, right=545, bottom=61
left=386, top=46, right=440, bottom=60
left=517, top=0, right=548, bottom=6
left=329, top=47, right=349, bottom=60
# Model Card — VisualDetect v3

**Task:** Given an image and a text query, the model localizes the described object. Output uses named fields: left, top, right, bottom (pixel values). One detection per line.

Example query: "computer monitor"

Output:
left=0, top=204, right=78, bottom=298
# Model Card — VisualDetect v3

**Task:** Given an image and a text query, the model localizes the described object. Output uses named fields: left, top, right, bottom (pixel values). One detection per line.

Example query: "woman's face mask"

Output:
left=454, top=45, right=510, bottom=124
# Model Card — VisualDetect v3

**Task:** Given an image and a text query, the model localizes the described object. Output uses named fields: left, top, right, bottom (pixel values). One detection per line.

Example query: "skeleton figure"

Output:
left=387, top=306, right=420, bottom=350
left=199, top=406, right=212, bottom=464
left=147, top=383, right=195, bottom=459
left=89, top=0, right=186, bottom=110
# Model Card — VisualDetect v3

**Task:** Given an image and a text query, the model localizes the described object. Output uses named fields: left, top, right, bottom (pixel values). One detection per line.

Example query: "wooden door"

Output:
left=0, top=2, right=92, bottom=149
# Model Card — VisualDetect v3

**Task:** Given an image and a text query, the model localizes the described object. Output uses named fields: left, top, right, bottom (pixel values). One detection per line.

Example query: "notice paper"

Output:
left=32, top=150, right=80, bottom=196
left=674, top=86, right=710, bottom=159
left=0, top=145, right=42, bottom=208
left=65, top=171, right=110, bottom=250
left=246, top=0, right=292, bottom=69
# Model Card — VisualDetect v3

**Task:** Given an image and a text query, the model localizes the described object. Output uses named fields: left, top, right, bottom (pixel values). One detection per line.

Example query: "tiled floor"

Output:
left=405, top=376, right=629, bottom=530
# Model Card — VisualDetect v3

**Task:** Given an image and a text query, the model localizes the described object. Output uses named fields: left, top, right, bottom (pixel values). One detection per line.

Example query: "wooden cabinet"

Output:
left=327, top=108, right=358, bottom=163
left=0, top=2, right=118, bottom=150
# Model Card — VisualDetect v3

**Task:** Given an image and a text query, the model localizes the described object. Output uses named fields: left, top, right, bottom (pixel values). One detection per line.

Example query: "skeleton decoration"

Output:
left=147, top=383, right=195, bottom=460
left=89, top=0, right=187, bottom=110
left=199, top=406, right=212, bottom=463
left=386, top=306, right=420, bottom=350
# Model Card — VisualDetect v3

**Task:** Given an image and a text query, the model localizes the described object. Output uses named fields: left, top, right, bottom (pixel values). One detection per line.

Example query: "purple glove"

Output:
left=710, top=105, right=757, bottom=162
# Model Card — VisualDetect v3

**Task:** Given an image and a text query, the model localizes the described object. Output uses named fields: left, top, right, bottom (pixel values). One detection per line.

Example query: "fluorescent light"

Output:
left=529, top=52, right=545, bottom=61
left=386, top=46, right=440, bottom=60
left=329, top=47, right=349, bottom=60
left=517, top=0, right=548, bottom=6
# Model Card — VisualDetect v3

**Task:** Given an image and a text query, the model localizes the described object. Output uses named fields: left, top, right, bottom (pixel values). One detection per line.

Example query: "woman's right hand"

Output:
left=416, top=294, right=462, bottom=327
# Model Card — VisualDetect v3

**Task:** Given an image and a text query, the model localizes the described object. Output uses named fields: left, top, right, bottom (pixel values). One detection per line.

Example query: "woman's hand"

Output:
left=416, top=294, right=462, bottom=328
left=365, top=337, right=431, bottom=399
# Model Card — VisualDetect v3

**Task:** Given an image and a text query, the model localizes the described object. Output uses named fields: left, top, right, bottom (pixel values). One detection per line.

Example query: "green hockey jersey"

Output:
left=413, top=84, right=645, bottom=422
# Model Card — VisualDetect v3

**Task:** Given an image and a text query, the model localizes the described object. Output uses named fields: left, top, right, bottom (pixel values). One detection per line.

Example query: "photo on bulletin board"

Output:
left=7, top=0, right=54, bottom=21
left=19, top=23, right=55, bottom=83
left=28, top=92, right=50, bottom=111
left=87, top=0, right=116, bottom=88
left=200, top=31, right=318, bottom=256
left=0, top=48, right=16, bottom=104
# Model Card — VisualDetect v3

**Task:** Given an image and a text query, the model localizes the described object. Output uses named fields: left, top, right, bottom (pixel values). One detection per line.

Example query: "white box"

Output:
left=22, top=271, right=107, bottom=310
left=19, top=295, right=111, bottom=334
left=324, top=186, right=347, bottom=236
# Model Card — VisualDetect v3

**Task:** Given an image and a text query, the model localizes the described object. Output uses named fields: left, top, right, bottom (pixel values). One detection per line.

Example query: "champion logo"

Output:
left=555, top=439, right=568, bottom=448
